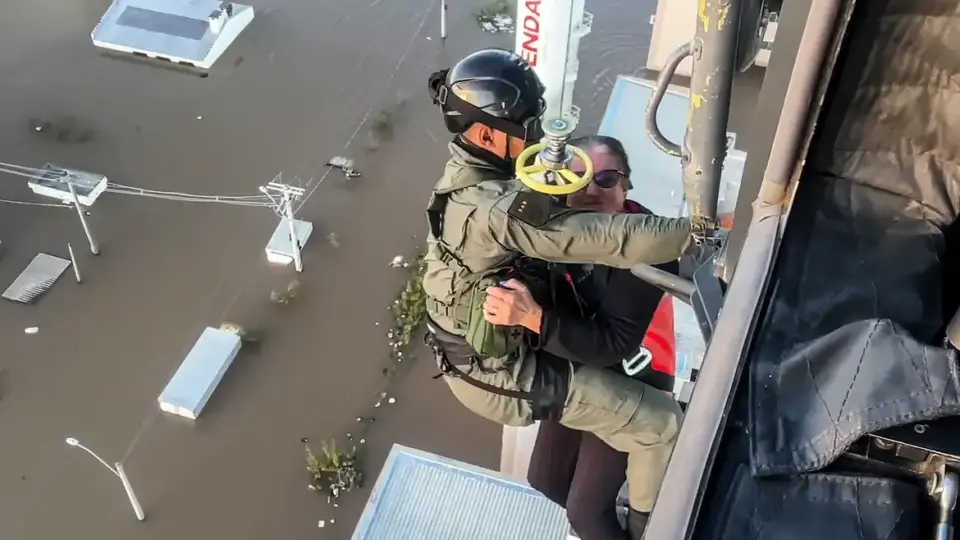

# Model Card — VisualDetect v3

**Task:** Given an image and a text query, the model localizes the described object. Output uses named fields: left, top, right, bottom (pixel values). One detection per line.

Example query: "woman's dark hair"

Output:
left=568, top=135, right=633, bottom=188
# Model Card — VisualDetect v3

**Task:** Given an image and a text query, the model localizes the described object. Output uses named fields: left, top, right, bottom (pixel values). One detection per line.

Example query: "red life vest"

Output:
left=623, top=200, right=678, bottom=376
left=644, top=297, right=677, bottom=375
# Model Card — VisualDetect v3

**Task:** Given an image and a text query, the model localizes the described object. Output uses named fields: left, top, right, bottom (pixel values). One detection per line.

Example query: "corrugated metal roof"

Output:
left=353, top=445, right=571, bottom=540
left=2, top=253, right=71, bottom=304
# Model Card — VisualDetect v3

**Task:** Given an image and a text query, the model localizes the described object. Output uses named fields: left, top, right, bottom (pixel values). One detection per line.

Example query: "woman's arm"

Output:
left=538, top=261, right=678, bottom=367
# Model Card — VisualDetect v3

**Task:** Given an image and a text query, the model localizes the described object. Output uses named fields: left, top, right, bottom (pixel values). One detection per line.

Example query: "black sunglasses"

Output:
left=579, top=169, right=628, bottom=189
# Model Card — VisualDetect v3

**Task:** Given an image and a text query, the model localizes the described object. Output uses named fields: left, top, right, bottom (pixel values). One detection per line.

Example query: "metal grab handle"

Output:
left=646, top=42, right=694, bottom=157
left=631, top=264, right=694, bottom=304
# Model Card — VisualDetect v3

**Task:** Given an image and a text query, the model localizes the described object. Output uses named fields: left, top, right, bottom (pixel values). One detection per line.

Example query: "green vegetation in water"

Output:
left=270, top=279, right=301, bottom=305
left=370, top=110, right=394, bottom=138
left=392, top=257, right=427, bottom=346
left=218, top=322, right=260, bottom=344
left=366, top=109, right=395, bottom=151
left=476, top=0, right=512, bottom=19
left=303, top=438, right=363, bottom=501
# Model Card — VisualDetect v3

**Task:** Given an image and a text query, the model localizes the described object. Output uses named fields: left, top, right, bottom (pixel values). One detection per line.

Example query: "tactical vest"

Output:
left=424, top=170, right=524, bottom=359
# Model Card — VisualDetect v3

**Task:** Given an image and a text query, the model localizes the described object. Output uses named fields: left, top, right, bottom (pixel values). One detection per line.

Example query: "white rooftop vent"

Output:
left=91, top=0, right=254, bottom=75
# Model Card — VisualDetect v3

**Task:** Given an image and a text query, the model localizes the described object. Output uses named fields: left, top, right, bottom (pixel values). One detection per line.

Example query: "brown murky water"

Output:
left=0, top=0, right=661, bottom=538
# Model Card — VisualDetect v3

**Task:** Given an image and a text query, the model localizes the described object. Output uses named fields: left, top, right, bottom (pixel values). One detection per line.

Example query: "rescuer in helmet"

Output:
left=423, top=49, right=694, bottom=538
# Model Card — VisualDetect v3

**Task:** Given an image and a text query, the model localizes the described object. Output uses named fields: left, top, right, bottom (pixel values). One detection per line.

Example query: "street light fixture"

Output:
left=65, top=437, right=145, bottom=521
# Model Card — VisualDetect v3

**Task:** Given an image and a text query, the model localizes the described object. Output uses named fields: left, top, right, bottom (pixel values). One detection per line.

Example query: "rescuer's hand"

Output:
left=483, top=279, right=543, bottom=333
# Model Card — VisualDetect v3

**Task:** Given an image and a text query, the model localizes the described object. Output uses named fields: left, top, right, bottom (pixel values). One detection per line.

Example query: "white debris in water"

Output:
left=196, top=116, right=203, bottom=120
left=479, top=14, right=515, bottom=33
left=24, top=327, right=38, bottom=334
left=318, top=520, right=325, bottom=528
left=388, top=397, right=396, bottom=404
left=327, top=156, right=355, bottom=169
left=327, top=232, right=340, bottom=248
left=390, top=255, right=404, bottom=267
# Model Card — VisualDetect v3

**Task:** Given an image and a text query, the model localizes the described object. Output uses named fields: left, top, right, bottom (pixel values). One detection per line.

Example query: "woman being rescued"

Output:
left=436, top=135, right=682, bottom=540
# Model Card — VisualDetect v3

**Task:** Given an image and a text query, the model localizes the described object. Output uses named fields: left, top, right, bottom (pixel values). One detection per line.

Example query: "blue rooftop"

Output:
left=353, top=445, right=571, bottom=540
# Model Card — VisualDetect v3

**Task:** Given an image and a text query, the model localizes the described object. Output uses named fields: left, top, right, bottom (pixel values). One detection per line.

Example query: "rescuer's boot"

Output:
left=627, top=509, right=649, bottom=539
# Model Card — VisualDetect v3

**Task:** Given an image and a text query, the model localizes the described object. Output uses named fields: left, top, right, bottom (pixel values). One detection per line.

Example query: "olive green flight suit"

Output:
left=424, top=142, right=691, bottom=513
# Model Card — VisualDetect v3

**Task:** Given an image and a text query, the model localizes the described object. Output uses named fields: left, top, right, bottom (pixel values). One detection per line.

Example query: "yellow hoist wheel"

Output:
left=515, top=143, right=594, bottom=196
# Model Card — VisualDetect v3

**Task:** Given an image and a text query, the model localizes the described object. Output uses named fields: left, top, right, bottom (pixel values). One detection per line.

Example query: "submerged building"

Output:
left=91, top=0, right=254, bottom=74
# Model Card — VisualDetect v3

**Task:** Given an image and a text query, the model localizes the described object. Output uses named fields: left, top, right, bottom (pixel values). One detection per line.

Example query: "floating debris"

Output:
left=218, top=322, right=259, bottom=343
left=27, top=116, right=95, bottom=144
left=390, top=255, right=404, bottom=268
left=326, top=156, right=362, bottom=179
left=24, top=327, right=39, bottom=334
left=388, top=397, right=396, bottom=404
left=327, top=232, right=341, bottom=249
left=392, top=258, right=428, bottom=345
left=304, top=438, right=362, bottom=502
left=270, top=280, right=301, bottom=305
left=479, top=14, right=515, bottom=33
left=326, top=156, right=355, bottom=169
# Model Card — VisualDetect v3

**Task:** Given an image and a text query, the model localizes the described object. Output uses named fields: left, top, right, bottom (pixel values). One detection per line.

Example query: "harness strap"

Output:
left=425, top=332, right=538, bottom=400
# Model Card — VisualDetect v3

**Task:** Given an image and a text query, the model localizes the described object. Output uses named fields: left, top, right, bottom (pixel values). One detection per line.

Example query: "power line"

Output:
left=12, top=0, right=440, bottom=475
left=0, top=163, right=273, bottom=207
left=294, top=5, right=433, bottom=214
left=104, top=189, right=273, bottom=206
left=108, top=183, right=269, bottom=201
left=0, top=197, right=69, bottom=208
left=0, top=165, right=54, bottom=181
left=0, top=160, right=48, bottom=174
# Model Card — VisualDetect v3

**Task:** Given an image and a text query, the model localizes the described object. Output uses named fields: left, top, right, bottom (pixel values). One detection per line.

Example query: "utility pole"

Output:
left=67, top=181, right=100, bottom=255
left=263, top=181, right=306, bottom=273
left=440, top=0, right=447, bottom=40
left=67, top=243, right=82, bottom=283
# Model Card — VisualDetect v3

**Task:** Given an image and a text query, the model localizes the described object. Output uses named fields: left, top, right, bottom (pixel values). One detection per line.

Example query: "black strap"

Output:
left=429, top=72, right=541, bottom=141
left=426, top=191, right=466, bottom=269
left=425, top=332, right=538, bottom=400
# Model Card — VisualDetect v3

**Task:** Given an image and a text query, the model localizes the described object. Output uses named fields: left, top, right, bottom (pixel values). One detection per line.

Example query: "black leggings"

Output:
left=527, top=419, right=629, bottom=540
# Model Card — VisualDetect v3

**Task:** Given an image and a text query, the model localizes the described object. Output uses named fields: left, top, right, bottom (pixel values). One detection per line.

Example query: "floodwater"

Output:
left=0, top=0, right=661, bottom=538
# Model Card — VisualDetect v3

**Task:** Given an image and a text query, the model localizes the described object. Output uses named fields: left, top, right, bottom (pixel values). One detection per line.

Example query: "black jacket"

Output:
left=536, top=201, right=679, bottom=392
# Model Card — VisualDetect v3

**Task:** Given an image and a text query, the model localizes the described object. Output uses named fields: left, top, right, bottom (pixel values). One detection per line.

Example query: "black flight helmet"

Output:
left=428, top=49, right=546, bottom=141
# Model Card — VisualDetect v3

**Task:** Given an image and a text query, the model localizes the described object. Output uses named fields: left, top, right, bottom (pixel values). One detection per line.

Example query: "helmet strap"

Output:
left=429, top=69, right=542, bottom=141
left=453, top=137, right=516, bottom=175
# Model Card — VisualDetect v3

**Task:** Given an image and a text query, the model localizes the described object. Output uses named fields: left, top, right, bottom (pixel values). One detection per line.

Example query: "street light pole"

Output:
left=65, top=437, right=145, bottom=521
